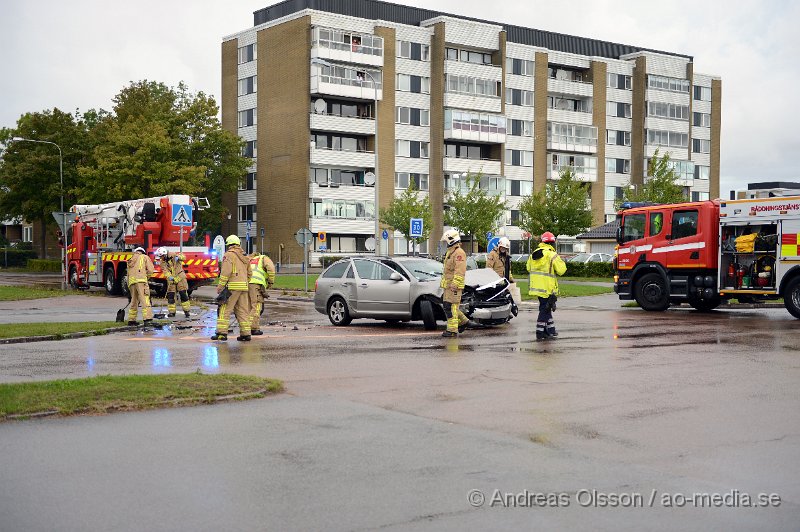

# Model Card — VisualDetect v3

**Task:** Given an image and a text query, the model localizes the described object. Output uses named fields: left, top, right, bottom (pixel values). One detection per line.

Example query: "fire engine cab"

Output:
left=614, top=196, right=800, bottom=318
left=65, top=194, right=218, bottom=296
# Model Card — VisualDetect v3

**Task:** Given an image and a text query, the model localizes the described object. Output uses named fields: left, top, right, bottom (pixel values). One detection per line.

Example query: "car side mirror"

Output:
left=615, top=226, right=623, bottom=245
left=389, top=272, right=403, bottom=282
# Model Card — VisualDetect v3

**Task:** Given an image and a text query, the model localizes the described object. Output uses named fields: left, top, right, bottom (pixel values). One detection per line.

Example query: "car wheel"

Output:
left=327, top=297, right=352, bottom=326
left=420, top=299, right=437, bottom=330
left=104, top=266, right=119, bottom=295
left=634, top=272, right=670, bottom=311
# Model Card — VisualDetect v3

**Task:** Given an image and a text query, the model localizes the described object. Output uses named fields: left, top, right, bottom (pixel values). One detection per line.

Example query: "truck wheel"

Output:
left=688, top=293, right=721, bottom=312
left=68, top=265, right=80, bottom=290
left=104, top=266, right=119, bottom=295
left=635, top=272, right=670, bottom=311
left=420, top=299, right=437, bottom=330
left=783, top=276, right=800, bottom=319
left=327, top=297, right=352, bottom=326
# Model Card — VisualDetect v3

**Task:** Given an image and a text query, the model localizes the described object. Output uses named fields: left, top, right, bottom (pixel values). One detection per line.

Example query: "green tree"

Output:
left=79, top=81, right=249, bottom=234
left=379, top=181, right=432, bottom=253
left=444, top=173, right=507, bottom=252
left=0, top=108, right=94, bottom=258
left=518, top=166, right=594, bottom=240
left=615, top=148, right=686, bottom=209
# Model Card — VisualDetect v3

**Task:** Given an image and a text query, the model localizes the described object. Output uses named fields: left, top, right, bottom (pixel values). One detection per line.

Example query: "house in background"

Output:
left=576, top=219, right=619, bottom=255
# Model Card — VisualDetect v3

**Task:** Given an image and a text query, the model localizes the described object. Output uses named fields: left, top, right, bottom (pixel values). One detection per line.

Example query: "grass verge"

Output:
left=0, top=372, right=284, bottom=420
left=274, top=274, right=319, bottom=291
left=0, top=321, right=123, bottom=340
left=515, top=281, right=613, bottom=300
left=0, top=285, right=71, bottom=301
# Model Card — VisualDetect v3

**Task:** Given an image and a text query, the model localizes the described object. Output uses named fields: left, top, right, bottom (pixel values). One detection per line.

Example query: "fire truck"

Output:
left=65, top=194, right=218, bottom=296
left=614, top=196, right=800, bottom=318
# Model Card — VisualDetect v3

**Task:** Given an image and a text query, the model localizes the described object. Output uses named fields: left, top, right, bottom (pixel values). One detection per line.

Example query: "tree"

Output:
left=0, top=108, right=94, bottom=258
left=615, top=148, right=686, bottom=209
left=379, top=181, right=432, bottom=253
left=79, top=81, right=249, bottom=234
left=444, top=173, right=507, bottom=252
left=518, top=166, right=594, bottom=240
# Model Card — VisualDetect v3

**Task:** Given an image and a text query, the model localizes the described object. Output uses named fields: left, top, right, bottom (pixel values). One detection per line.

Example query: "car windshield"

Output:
left=401, top=259, right=443, bottom=281
left=569, top=253, right=591, bottom=262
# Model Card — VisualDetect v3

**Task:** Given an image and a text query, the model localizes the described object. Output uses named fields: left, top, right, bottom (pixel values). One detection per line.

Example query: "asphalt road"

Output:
left=1, top=293, right=799, bottom=530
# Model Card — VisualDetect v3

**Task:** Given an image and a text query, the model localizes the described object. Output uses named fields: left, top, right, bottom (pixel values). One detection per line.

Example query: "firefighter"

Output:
left=486, top=236, right=513, bottom=282
left=248, top=251, right=276, bottom=335
left=440, top=229, right=470, bottom=337
left=526, top=231, right=567, bottom=340
left=127, top=247, right=154, bottom=326
left=155, top=247, right=191, bottom=319
left=212, top=235, right=251, bottom=341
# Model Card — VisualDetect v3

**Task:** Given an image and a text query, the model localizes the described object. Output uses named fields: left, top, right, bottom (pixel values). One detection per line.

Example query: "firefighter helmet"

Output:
left=498, top=237, right=511, bottom=250
left=133, top=247, right=146, bottom=254
left=155, top=247, right=168, bottom=258
left=440, top=229, right=461, bottom=247
left=225, top=234, right=241, bottom=247
left=540, top=231, right=556, bottom=243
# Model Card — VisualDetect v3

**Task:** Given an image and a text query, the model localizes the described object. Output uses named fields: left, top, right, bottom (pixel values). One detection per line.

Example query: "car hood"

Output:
left=464, top=268, right=505, bottom=288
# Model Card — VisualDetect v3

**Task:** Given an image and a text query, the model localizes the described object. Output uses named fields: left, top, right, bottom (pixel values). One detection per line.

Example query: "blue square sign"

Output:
left=409, top=218, right=423, bottom=238
left=171, top=203, right=193, bottom=227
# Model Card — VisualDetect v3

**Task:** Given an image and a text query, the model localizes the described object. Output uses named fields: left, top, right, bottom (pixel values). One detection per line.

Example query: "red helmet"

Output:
left=541, top=231, right=556, bottom=243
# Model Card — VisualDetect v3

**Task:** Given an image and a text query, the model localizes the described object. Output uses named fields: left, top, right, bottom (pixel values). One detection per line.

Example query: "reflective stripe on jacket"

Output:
left=441, top=244, right=467, bottom=304
left=249, top=255, right=276, bottom=287
left=127, top=252, right=154, bottom=286
left=163, top=253, right=187, bottom=284
left=218, top=246, right=250, bottom=291
left=526, top=243, right=566, bottom=297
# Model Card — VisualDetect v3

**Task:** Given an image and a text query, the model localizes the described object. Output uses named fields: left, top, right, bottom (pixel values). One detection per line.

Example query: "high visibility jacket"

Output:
left=526, top=243, right=566, bottom=297
left=485, top=249, right=511, bottom=280
left=441, top=244, right=467, bottom=304
left=163, top=252, right=187, bottom=284
left=249, top=254, right=276, bottom=288
left=127, top=251, right=154, bottom=286
left=218, top=246, right=250, bottom=291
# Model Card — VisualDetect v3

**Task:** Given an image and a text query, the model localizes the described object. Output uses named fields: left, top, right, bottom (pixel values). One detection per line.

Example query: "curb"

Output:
left=0, top=326, right=138, bottom=345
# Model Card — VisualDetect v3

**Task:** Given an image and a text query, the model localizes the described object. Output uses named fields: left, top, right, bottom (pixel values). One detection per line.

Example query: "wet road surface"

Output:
left=1, top=294, right=799, bottom=530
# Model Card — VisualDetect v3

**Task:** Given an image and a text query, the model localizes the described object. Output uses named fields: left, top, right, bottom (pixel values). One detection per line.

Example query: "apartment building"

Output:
left=222, top=0, right=721, bottom=261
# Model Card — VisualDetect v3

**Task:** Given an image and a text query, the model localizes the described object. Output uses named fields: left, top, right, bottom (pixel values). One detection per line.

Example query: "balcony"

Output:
left=311, top=65, right=383, bottom=101
left=310, top=145, right=375, bottom=168
left=547, top=78, right=594, bottom=98
left=549, top=164, right=597, bottom=182
left=444, top=109, right=506, bottom=144
left=547, top=122, right=598, bottom=154
left=311, top=26, right=383, bottom=68
left=443, top=157, right=501, bottom=176
left=310, top=113, right=375, bottom=136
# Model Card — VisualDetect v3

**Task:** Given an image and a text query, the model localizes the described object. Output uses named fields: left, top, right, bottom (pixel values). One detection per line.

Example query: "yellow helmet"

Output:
left=225, top=234, right=241, bottom=247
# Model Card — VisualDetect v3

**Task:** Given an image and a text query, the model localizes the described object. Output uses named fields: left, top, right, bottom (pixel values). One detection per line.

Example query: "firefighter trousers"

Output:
left=128, top=282, right=153, bottom=321
left=443, top=302, right=468, bottom=333
left=166, top=281, right=190, bottom=314
left=248, top=284, right=266, bottom=332
left=537, top=296, right=556, bottom=337
left=217, top=290, right=250, bottom=335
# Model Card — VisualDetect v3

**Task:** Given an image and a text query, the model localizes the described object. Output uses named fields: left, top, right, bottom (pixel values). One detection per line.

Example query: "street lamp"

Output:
left=310, top=57, right=381, bottom=254
left=10, top=137, right=66, bottom=290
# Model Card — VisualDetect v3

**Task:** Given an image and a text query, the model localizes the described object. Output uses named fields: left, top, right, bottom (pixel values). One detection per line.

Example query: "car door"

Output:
left=353, top=259, right=410, bottom=316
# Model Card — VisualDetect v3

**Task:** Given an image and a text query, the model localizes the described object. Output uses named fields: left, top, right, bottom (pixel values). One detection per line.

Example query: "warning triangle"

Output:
left=174, top=206, right=191, bottom=223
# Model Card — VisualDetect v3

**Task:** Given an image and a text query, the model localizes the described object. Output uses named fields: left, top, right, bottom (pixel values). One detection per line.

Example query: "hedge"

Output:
left=0, top=249, right=38, bottom=268
left=320, top=255, right=346, bottom=268
left=479, top=259, right=613, bottom=278
left=27, top=259, right=62, bottom=272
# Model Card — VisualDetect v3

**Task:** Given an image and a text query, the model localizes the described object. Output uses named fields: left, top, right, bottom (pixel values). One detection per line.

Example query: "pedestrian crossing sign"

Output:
left=171, top=203, right=193, bottom=227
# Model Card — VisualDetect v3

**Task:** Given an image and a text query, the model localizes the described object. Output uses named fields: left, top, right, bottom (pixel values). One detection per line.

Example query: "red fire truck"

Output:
left=614, top=196, right=800, bottom=318
left=65, top=194, right=218, bottom=296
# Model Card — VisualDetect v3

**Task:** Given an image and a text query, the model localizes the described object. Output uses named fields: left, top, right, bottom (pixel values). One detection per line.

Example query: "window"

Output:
left=647, top=75, right=690, bottom=93
left=693, top=86, right=712, bottom=101
left=237, top=76, right=256, bottom=96
left=239, top=172, right=257, bottom=190
left=397, top=40, right=429, bottom=61
left=506, top=179, right=533, bottom=197
left=354, top=259, right=396, bottom=280
left=322, top=261, right=349, bottom=279
left=446, top=110, right=506, bottom=134
left=605, top=158, right=630, bottom=174
left=238, top=108, right=256, bottom=128
left=311, top=133, right=368, bottom=152
left=313, top=27, right=383, bottom=57
left=646, top=129, right=689, bottom=148
left=238, top=43, right=256, bottom=64
left=548, top=96, right=591, bottom=113
left=310, top=168, right=328, bottom=185
left=238, top=204, right=256, bottom=222
left=548, top=66, right=585, bottom=82
left=460, top=49, right=493, bottom=65
left=622, top=214, right=646, bottom=242
left=395, top=172, right=428, bottom=190
left=510, top=119, right=533, bottom=137
left=649, top=212, right=664, bottom=236
left=23, top=226, right=32, bottom=242
left=548, top=122, right=598, bottom=149
left=396, top=140, right=428, bottom=158
left=507, top=88, right=534, bottom=107
left=671, top=210, right=698, bottom=239
left=506, top=57, right=534, bottom=76
left=694, top=165, right=710, bottom=180
left=693, top=112, right=711, bottom=128
left=550, top=153, right=598, bottom=178
left=691, top=191, right=710, bottom=201
left=397, top=74, right=430, bottom=94
left=505, top=149, right=533, bottom=167
left=605, top=186, right=624, bottom=201
left=607, top=129, right=631, bottom=146
left=311, top=199, right=374, bottom=219
left=692, top=139, right=711, bottom=154
left=398, top=40, right=411, bottom=59
left=648, top=101, right=689, bottom=121
left=606, top=101, right=631, bottom=118
left=607, top=73, right=632, bottom=90
left=242, top=140, right=257, bottom=158
left=445, top=74, right=500, bottom=98
left=396, top=106, right=429, bottom=126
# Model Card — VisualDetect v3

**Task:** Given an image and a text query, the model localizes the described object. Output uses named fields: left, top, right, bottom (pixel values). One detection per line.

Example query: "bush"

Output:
left=27, top=259, right=62, bottom=272
left=507, top=257, right=613, bottom=278
left=320, top=255, right=346, bottom=268
left=0, top=248, right=38, bottom=268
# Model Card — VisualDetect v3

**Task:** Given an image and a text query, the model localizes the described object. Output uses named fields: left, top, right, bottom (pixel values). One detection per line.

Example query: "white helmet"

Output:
left=155, top=247, right=168, bottom=258
left=440, top=229, right=461, bottom=247
left=133, top=247, right=146, bottom=254
left=498, top=237, right=511, bottom=250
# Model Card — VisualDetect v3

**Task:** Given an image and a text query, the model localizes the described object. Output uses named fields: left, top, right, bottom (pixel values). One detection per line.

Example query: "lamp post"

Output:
left=10, top=137, right=66, bottom=290
left=310, top=57, right=381, bottom=254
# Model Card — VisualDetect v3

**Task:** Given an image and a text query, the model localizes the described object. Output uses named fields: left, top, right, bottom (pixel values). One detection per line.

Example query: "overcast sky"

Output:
left=2, top=0, right=795, bottom=195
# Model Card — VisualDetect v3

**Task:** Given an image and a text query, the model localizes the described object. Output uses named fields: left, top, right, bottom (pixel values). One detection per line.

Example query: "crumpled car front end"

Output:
left=459, top=269, right=517, bottom=325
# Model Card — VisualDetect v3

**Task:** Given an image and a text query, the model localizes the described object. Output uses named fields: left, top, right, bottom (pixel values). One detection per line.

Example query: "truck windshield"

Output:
left=622, top=214, right=646, bottom=242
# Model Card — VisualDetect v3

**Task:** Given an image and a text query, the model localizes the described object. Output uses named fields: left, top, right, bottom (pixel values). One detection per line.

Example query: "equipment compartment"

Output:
left=719, top=223, right=777, bottom=290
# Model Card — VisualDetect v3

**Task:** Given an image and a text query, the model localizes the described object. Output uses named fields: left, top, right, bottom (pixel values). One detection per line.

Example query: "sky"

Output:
left=1, top=0, right=796, bottom=196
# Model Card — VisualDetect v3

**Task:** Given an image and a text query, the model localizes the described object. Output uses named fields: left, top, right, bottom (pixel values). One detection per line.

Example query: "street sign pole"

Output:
left=304, top=235, right=308, bottom=293
left=179, top=226, right=183, bottom=253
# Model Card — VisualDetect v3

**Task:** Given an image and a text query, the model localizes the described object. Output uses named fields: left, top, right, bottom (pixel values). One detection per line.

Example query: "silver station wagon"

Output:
left=314, top=256, right=516, bottom=329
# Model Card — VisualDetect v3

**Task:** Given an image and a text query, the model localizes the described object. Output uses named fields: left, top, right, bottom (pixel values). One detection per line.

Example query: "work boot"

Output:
left=210, top=333, right=227, bottom=341
left=127, top=321, right=138, bottom=326
left=457, top=321, right=469, bottom=333
left=167, top=312, right=176, bottom=318
left=536, top=331, right=548, bottom=341
left=442, top=330, right=458, bottom=338
left=184, top=310, right=191, bottom=318
left=546, top=328, right=558, bottom=338
left=251, top=330, right=263, bottom=336
left=237, top=335, right=252, bottom=342
left=143, top=319, right=153, bottom=327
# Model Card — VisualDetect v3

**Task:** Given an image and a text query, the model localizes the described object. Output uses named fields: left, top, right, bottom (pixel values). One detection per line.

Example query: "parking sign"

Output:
left=410, top=218, right=423, bottom=238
